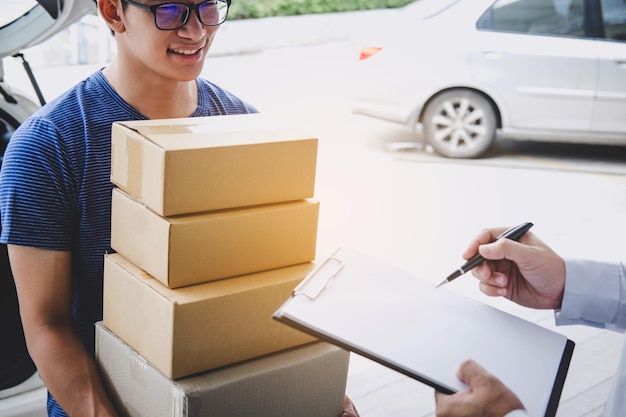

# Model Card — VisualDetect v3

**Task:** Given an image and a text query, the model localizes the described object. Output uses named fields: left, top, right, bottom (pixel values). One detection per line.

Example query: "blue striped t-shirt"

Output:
left=0, top=70, right=257, bottom=416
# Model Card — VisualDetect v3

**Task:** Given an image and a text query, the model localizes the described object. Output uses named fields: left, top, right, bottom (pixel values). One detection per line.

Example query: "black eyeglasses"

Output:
left=122, top=0, right=231, bottom=30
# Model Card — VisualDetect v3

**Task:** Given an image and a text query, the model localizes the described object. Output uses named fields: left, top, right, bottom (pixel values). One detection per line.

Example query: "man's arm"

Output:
left=435, top=227, right=562, bottom=417
left=9, top=245, right=117, bottom=417
left=556, top=259, right=626, bottom=332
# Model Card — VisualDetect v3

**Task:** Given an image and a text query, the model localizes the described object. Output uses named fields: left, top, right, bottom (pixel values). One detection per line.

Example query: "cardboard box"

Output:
left=111, top=188, right=319, bottom=288
left=96, top=323, right=349, bottom=417
left=110, top=114, right=318, bottom=216
left=103, top=253, right=318, bottom=379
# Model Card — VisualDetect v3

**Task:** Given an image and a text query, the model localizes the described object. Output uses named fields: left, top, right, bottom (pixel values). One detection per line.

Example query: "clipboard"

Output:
left=273, top=247, right=574, bottom=417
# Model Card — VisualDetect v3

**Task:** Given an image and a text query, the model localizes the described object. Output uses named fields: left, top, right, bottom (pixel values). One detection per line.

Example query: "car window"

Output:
left=602, top=0, right=626, bottom=41
left=477, top=0, right=586, bottom=38
left=0, top=0, right=39, bottom=28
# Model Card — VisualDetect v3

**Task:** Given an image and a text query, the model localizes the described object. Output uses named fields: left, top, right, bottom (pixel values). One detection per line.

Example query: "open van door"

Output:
left=0, top=1, right=96, bottom=415
left=0, top=0, right=96, bottom=58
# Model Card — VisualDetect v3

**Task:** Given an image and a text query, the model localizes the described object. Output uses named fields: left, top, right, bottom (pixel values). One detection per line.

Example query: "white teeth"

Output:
left=172, top=42, right=205, bottom=55
left=174, top=49, right=197, bottom=55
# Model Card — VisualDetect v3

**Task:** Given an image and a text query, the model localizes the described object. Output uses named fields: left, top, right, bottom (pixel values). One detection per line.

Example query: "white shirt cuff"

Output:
left=556, top=258, right=621, bottom=327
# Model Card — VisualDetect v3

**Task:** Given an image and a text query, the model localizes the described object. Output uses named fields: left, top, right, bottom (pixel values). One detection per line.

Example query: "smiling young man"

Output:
left=1, top=1, right=363, bottom=414
left=0, top=1, right=255, bottom=415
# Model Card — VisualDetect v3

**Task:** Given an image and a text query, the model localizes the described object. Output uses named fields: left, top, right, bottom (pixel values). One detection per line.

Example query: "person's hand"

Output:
left=341, top=395, right=360, bottom=417
left=434, top=360, right=524, bottom=417
left=463, top=227, right=565, bottom=310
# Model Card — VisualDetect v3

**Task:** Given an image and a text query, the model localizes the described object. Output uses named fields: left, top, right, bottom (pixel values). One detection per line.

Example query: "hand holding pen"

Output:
left=437, top=222, right=534, bottom=288
left=438, top=223, right=566, bottom=310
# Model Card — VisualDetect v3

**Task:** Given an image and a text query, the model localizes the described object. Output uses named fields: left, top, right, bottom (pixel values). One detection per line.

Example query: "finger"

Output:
left=462, top=227, right=510, bottom=260
left=434, top=389, right=449, bottom=406
left=456, top=359, right=489, bottom=386
left=470, top=261, right=494, bottom=280
left=479, top=231, right=538, bottom=262
left=472, top=261, right=509, bottom=286
left=479, top=280, right=509, bottom=298
left=341, top=396, right=359, bottom=417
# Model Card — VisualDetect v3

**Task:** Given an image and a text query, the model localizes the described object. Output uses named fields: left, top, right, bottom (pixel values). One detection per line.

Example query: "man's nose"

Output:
left=178, top=10, right=206, bottom=38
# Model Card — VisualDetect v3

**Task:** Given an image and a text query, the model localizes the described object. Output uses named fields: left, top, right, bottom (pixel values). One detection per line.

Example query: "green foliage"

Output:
left=228, top=0, right=414, bottom=20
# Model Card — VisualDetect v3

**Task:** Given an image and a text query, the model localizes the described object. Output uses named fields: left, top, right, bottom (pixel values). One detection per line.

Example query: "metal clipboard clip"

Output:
left=293, top=255, right=344, bottom=300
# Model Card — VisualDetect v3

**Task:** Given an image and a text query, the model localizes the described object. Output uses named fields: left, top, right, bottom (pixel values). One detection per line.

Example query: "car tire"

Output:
left=422, top=89, right=497, bottom=159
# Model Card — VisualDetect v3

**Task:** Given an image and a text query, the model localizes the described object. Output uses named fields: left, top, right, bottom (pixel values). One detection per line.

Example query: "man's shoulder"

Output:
left=26, top=71, right=124, bottom=132
left=39, top=72, right=106, bottom=115
left=196, top=77, right=227, bottom=92
left=196, top=78, right=238, bottom=101
left=9, top=71, right=122, bottom=158
left=196, top=78, right=258, bottom=115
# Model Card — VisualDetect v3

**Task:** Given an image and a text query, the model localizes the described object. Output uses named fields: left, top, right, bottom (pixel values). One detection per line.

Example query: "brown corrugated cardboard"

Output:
left=110, top=114, right=318, bottom=216
left=110, top=188, right=319, bottom=288
left=96, top=323, right=349, bottom=417
left=103, top=253, right=319, bottom=379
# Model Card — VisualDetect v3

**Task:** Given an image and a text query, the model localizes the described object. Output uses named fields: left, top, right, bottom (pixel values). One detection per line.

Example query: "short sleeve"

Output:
left=0, top=116, right=77, bottom=250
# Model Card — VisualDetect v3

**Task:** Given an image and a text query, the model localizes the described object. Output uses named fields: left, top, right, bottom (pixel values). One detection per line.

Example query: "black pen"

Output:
left=436, top=222, right=534, bottom=288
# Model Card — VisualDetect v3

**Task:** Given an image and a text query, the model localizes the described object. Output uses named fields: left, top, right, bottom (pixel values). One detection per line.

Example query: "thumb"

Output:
left=456, top=360, right=489, bottom=386
left=479, top=238, right=524, bottom=262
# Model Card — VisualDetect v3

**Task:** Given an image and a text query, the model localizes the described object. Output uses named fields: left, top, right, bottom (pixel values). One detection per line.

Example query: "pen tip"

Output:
left=436, top=269, right=462, bottom=288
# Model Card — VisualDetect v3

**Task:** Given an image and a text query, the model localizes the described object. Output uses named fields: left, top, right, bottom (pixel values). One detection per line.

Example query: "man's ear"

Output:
left=99, top=0, right=125, bottom=34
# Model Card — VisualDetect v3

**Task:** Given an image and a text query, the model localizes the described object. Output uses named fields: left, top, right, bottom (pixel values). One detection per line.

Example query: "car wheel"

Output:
left=422, top=89, right=497, bottom=159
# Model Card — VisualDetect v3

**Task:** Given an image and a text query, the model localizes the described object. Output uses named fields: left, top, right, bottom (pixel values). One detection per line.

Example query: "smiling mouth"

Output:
left=171, top=48, right=200, bottom=55
left=170, top=42, right=206, bottom=55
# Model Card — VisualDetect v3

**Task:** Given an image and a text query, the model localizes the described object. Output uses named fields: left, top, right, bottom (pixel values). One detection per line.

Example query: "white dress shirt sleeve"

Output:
left=555, top=259, right=626, bottom=332
left=553, top=259, right=626, bottom=417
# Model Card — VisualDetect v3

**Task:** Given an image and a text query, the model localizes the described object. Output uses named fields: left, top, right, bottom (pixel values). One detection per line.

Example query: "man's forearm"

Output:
left=27, top=324, right=118, bottom=417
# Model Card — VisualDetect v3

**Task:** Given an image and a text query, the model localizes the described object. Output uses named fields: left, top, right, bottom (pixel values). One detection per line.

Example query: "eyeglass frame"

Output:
left=121, top=0, right=231, bottom=30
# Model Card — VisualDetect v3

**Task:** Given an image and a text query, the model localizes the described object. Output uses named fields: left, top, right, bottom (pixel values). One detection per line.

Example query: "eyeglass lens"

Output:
left=154, top=1, right=227, bottom=30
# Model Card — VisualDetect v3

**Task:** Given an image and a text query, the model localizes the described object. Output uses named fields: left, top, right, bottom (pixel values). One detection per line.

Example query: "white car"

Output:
left=0, top=1, right=95, bottom=415
left=351, top=0, right=626, bottom=158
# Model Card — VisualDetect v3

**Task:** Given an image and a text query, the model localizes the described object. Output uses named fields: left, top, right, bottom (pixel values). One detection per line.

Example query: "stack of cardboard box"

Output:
left=96, top=114, right=350, bottom=417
